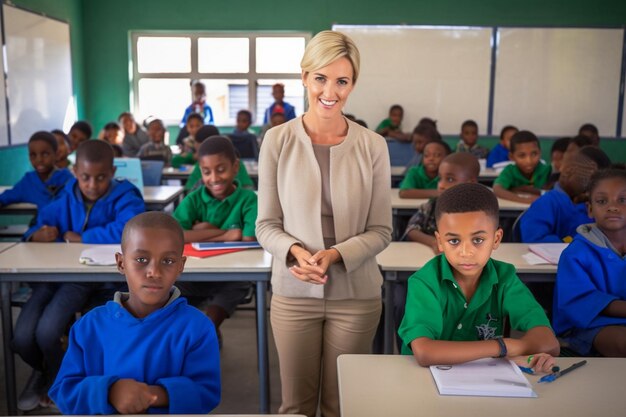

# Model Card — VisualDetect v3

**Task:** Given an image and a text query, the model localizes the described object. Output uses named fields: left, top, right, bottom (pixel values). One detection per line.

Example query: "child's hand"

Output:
left=288, top=245, right=327, bottom=285
left=109, top=379, right=158, bottom=414
left=192, top=221, right=216, bottom=231
left=32, top=225, right=59, bottom=242
left=222, top=228, right=243, bottom=241
left=511, top=353, right=556, bottom=374
left=63, top=231, right=82, bottom=243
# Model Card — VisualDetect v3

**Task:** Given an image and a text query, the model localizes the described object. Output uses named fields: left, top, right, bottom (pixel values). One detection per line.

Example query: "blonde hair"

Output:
left=301, top=30, right=360, bottom=85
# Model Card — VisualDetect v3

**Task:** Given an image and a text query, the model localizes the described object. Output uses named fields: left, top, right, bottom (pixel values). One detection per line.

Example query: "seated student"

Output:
left=48, top=212, right=220, bottom=414
left=578, top=123, right=600, bottom=146
left=564, top=134, right=593, bottom=161
left=119, top=112, right=150, bottom=157
left=493, top=130, right=551, bottom=204
left=455, top=119, right=489, bottom=160
left=172, top=112, right=204, bottom=168
left=0, top=131, right=73, bottom=212
left=173, top=136, right=257, bottom=340
left=486, top=125, right=518, bottom=168
left=258, top=104, right=288, bottom=146
left=376, top=104, right=410, bottom=142
left=100, top=122, right=122, bottom=146
left=398, top=183, right=560, bottom=369
left=67, top=121, right=92, bottom=151
left=544, top=137, right=571, bottom=189
left=553, top=169, right=626, bottom=357
left=51, top=129, right=72, bottom=169
left=228, top=109, right=259, bottom=160
left=404, top=123, right=442, bottom=170
left=262, top=82, right=296, bottom=124
left=14, top=140, right=144, bottom=411
left=137, top=119, right=172, bottom=165
left=519, top=150, right=607, bottom=243
left=399, top=140, right=451, bottom=199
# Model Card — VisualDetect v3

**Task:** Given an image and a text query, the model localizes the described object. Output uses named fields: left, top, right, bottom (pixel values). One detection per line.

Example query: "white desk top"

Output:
left=391, top=166, right=499, bottom=179
left=377, top=242, right=557, bottom=274
left=391, top=188, right=530, bottom=212
left=162, top=166, right=193, bottom=178
left=0, top=242, right=17, bottom=253
left=338, top=355, right=626, bottom=417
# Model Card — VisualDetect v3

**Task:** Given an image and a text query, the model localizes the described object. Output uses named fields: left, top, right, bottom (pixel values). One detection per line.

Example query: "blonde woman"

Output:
left=256, top=30, right=392, bottom=417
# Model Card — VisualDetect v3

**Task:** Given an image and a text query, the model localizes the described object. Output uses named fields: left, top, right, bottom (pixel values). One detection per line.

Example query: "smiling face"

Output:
left=588, top=177, right=626, bottom=235
left=29, top=140, right=57, bottom=180
left=509, top=141, right=541, bottom=178
left=302, top=57, right=354, bottom=122
left=147, top=121, right=165, bottom=144
left=199, top=153, right=239, bottom=200
left=435, top=211, right=502, bottom=283
left=116, top=226, right=186, bottom=318
left=73, top=159, right=115, bottom=203
left=68, top=128, right=89, bottom=151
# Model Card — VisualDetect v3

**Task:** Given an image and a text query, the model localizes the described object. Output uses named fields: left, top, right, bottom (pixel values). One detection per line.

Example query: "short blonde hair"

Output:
left=301, top=30, right=361, bottom=85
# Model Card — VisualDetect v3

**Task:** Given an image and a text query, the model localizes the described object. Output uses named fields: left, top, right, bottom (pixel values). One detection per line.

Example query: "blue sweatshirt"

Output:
left=553, top=224, right=626, bottom=335
left=486, top=143, right=509, bottom=168
left=24, top=178, right=145, bottom=243
left=519, top=183, right=592, bottom=243
left=0, top=169, right=73, bottom=209
left=49, top=290, right=221, bottom=414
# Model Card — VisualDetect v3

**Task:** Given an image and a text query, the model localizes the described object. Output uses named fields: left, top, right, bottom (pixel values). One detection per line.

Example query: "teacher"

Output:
left=256, top=30, right=392, bottom=417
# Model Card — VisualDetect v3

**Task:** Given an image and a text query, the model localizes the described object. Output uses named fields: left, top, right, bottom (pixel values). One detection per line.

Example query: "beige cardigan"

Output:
left=256, top=116, right=392, bottom=300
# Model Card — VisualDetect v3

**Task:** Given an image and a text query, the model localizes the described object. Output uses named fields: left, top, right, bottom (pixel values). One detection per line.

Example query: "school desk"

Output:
left=0, top=243, right=273, bottom=415
left=0, top=242, right=17, bottom=253
left=377, top=242, right=558, bottom=353
left=390, top=167, right=500, bottom=187
left=337, top=354, right=626, bottom=417
left=162, top=165, right=193, bottom=183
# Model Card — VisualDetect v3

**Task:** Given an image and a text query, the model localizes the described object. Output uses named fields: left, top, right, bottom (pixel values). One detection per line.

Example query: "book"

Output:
left=191, top=241, right=261, bottom=251
left=430, top=358, right=536, bottom=398
left=527, top=243, right=568, bottom=265
left=183, top=243, right=246, bottom=259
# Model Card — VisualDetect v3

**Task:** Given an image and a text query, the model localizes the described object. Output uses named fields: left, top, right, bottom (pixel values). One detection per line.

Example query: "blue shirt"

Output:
left=263, top=101, right=296, bottom=124
left=0, top=169, right=72, bottom=209
left=486, top=143, right=509, bottom=168
left=181, top=102, right=214, bottom=126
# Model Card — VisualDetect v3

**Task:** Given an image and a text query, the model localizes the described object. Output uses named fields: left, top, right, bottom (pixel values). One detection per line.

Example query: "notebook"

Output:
left=527, top=243, right=568, bottom=265
left=79, top=245, right=121, bottom=266
left=430, top=358, right=536, bottom=398
left=191, top=241, right=261, bottom=251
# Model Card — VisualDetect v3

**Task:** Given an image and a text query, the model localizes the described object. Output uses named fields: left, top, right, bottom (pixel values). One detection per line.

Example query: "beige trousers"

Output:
left=270, top=294, right=382, bottom=417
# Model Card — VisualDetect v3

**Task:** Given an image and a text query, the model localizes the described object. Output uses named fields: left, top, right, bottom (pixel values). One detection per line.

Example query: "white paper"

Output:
left=528, top=243, right=568, bottom=265
left=522, top=252, right=551, bottom=265
left=79, top=245, right=121, bottom=266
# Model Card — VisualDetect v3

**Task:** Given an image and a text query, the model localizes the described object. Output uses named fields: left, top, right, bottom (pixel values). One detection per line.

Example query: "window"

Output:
left=131, top=33, right=308, bottom=127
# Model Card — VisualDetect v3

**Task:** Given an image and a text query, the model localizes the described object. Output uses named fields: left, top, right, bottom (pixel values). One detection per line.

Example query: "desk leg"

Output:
left=392, top=209, right=400, bottom=241
left=1, top=282, right=17, bottom=415
left=383, top=274, right=395, bottom=354
left=255, top=280, right=270, bottom=413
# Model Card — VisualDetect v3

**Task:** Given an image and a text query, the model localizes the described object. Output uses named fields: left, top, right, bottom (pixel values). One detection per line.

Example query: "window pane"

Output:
left=198, top=38, right=249, bottom=73
left=201, top=79, right=249, bottom=125
left=256, top=79, right=304, bottom=124
left=137, top=37, right=191, bottom=73
left=256, top=37, right=305, bottom=73
left=137, top=78, right=191, bottom=122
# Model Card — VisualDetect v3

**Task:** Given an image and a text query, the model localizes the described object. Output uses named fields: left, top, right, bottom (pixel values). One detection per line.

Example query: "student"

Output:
left=119, top=112, right=150, bottom=157
left=564, top=134, right=593, bottom=162
left=51, top=129, right=72, bottom=169
left=262, top=83, right=296, bottom=124
left=455, top=119, right=489, bottom=159
left=550, top=137, right=570, bottom=174
left=553, top=168, right=626, bottom=357
left=101, top=122, right=122, bottom=145
left=398, top=183, right=560, bottom=369
left=14, top=140, right=144, bottom=411
left=181, top=80, right=214, bottom=126
left=172, top=112, right=204, bottom=168
left=376, top=104, right=410, bottom=142
left=228, top=109, right=259, bottom=160
left=259, top=105, right=288, bottom=146
left=0, top=131, right=73, bottom=211
left=137, top=119, right=172, bottom=165
left=493, top=130, right=551, bottom=203
left=399, top=140, right=451, bottom=199
left=67, top=121, right=93, bottom=151
left=486, top=125, right=518, bottom=168
left=173, top=136, right=257, bottom=340
left=404, top=123, right=442, bottom=170
left=578, top=123, right=600, bottom=146
left=48, top=212, right=221, bottom=414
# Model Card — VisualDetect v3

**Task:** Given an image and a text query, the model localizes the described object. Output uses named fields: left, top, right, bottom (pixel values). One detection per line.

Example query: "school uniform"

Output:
left=553, top=224, right=626, bottom=354
left=121, top=128, right=150, bottom=157
left=520, top=183, right=592, bottom=243
left=0, top=169, right=72, bottom=209
left=398, top=253, right=551, bottom=355
left=181, top=102, right=214, bottom=126
left=376, top=118, right=401, bottom=133
left=486, top=143, right=509, bottom=168
left=263, top=101, right=296, bottom=124
left=185, top=160, right=254, bottom=192
left=456, top=140, right=490, bottom=159
left=227, top=130, right=259, bottom=160
left=493, top=161, right=551, bottom=190
left=137, top=141, right=173, bottom=165
left=49, top=287, right=220, bottom=414
left=399, top=164, right=438, bottom=190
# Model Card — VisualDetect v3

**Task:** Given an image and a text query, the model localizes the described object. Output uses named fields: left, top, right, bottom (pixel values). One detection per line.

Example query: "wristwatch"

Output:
left=494, top=336, right=507, bottom=358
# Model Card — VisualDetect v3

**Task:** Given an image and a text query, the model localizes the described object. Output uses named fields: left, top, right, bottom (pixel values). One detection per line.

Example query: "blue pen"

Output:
left=538, top=360, right=587, bottom=383
left=518, top=366, right=534, bottom=375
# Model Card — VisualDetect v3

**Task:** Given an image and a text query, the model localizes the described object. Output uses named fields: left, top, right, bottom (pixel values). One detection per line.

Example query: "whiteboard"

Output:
left=3, top=4, right=75, bottom=144
left=493, top=28, right=624, bottom=137
left=0, top=10, right=8, bottom=146
left=334, top=25, right=493, bottom=134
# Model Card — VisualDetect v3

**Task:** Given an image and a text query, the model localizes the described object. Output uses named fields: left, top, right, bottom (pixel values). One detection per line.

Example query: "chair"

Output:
left=140, top=160, right=165, bottom=186
left=386, top=139, right=414, bottom=167
left=228, top=133, right=259, bottom=160
left=511, top=209, right=528, bottom=243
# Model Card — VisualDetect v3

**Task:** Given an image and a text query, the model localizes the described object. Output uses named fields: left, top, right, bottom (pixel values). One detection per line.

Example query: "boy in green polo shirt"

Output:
left=398, top=183, right=559, bottom=372
left=493, top=130, right=551, bottom=204
left=399, top=141, right=451, bottom=199
left=173, top=135, right=257, bottom=344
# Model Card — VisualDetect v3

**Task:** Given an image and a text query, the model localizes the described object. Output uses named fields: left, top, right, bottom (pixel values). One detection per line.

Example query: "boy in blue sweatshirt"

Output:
left=13, top=140, right=144, bottom=411
left=49, top=212, right=221, bottom=414
left=553, top=169, right=626, bottom=357
left=0, top=131, right=72, bottom=210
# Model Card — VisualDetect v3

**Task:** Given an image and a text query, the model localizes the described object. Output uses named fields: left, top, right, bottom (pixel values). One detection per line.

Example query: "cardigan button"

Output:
left=457, top=323, right=463, bottom=330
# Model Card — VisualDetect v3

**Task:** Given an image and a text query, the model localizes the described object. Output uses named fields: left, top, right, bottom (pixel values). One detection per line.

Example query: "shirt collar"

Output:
left=199, top=180, right=241, bottom=204
left=439, top=252, right=499, bottom=289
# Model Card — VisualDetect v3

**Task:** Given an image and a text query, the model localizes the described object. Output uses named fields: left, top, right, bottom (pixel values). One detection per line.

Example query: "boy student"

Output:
left=376, top=104, right=410, bottom=142
left=51, top=129, right=72, bottom=169
left=172, top=112, right=204, bottom=168
left=398, top=183, right=560, bottom=370
left=173, top=136, right=257, bottom=338
left=262, top=82, right=296, bottom=124
left=49, top=212, right=221, bottom=414
left=493, top=130, right=551, bottom=204
left=228, top=109, right=259, bottom=160
left=578, top=122, right=600, bottom=146
left=486, top=125, right=518, bottom=168
left=68, top=120, right=93, bottom=151
left=455, top=119, right=489, bottom=160
left=119, top=112, right=150, bottom=157
left=0, top=131, right=73, bottom=211
left=399, top=140, right=451, bottom=199
left=101, top=121, right=122, bottom=145
left=138, top=118, right=173, bottom=165
left=404, top=123, right=442, bottom=170
left=553, top=169, right=626, bottom=357
left=14, top=140, right=144, bottom=411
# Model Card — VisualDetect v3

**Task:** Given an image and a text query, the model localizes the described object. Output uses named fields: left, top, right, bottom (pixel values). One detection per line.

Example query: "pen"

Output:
left=538, top=360, right=587, bottom=383
left=518, top=366, right=534, bottom=375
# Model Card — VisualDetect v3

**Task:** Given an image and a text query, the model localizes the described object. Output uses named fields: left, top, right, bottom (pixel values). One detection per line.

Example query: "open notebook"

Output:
left=430, top=358, right=536, bottom=398
left=526, top=243, right=568, bottom=265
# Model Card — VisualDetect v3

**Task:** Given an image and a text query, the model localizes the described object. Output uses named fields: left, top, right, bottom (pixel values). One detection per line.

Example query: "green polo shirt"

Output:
left=398, top=254, right=551, bottom=355
left=493, top=162, right=551, bottom=190
left=185, top=161, right=254, bottom=191
left=399, top=164, right=439, bottom=190
left=173, top=183, right=258, bottom=237
left=376, top=118, right=400, bottom=132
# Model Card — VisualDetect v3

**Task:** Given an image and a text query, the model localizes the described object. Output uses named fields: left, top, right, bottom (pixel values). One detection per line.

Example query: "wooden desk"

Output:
left=0, top=243, right=272, bottom=415
left=377, top=242, right=558, bottom=353
left=338, top=355, right=626, bottom=417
